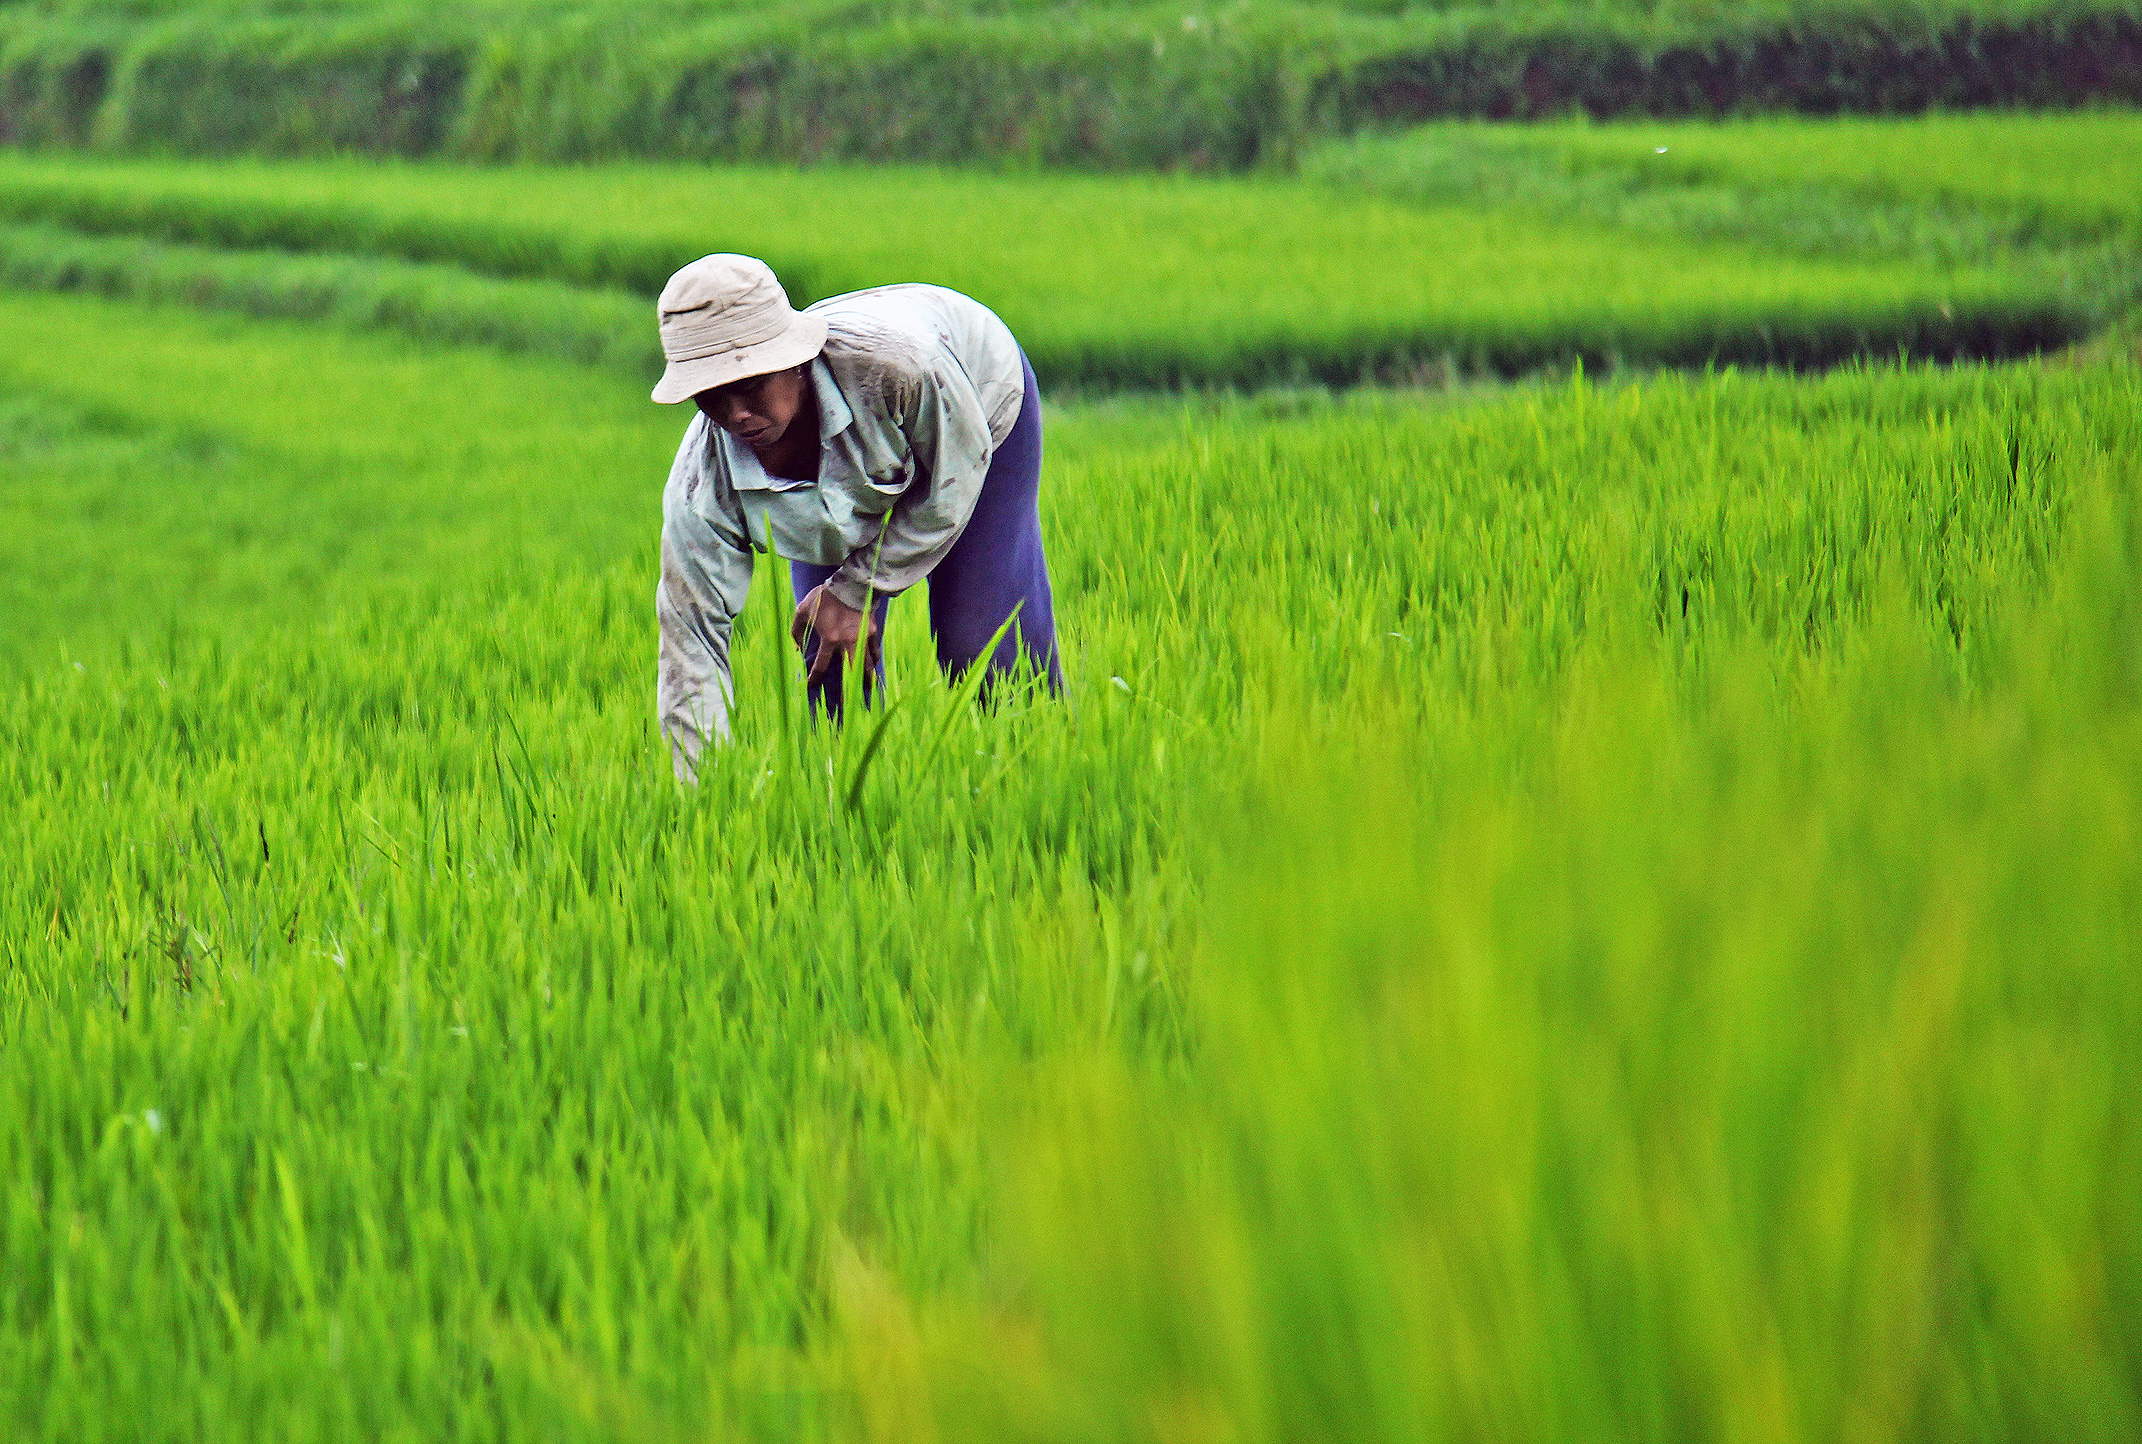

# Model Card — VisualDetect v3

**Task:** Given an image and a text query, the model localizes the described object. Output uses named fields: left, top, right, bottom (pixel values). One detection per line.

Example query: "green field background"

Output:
left=3, top=62, right=2141, bottom=1444
left=0, top=145, right=2113, bottom=387
left=5, top=0, right=2141, bottom=166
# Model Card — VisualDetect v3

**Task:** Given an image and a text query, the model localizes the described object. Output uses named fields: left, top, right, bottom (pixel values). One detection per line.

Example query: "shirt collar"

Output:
left=715, top=421, right=769, bottom=485
left=810, top=356, right=853, bottom=440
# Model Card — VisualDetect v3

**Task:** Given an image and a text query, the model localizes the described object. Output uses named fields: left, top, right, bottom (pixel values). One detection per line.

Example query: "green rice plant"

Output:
left=1304, top=110, right=2142, bottom=333
left=898, top=581, right=2142, bottom=1443
left=0, top=220, right=658, bottom=373
left=1305, top=113, right=2141, bottom=256
left=0, top=154, right=2089, bottom=384
left=4, top=285, right=2139, bottom=1439
left=0, top=289, right=677, bottom=669
left=1518, top=108, right=2142, bottom=241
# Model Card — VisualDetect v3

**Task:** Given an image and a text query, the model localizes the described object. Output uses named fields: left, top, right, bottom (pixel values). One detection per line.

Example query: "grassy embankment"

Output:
left=4, top=283, right=2139, bottom=1439
left=3, top=0, right=2138, bottom=167
left=0, top=151, right=2091, bottom=387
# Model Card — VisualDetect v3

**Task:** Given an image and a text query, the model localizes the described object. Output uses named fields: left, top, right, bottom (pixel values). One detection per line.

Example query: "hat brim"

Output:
left=651, top=313, right=829, bottom=404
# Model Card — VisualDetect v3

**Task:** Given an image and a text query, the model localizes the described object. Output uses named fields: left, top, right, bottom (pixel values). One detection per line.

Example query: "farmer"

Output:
left=651, top=254, right=1061, bottom=783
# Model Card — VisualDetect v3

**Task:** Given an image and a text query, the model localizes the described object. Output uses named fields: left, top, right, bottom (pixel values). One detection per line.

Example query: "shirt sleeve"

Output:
left=655, top=419, right=756, bottom=783
left=824, top=351, right=1003, bottom=611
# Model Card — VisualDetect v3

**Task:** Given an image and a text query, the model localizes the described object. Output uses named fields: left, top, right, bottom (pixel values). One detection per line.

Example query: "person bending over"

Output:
left=651, top=254, right=1061, bottom=783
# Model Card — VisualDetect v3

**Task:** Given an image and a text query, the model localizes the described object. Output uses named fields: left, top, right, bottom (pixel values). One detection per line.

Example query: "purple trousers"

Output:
left=791, top=351, right=1061, bottom=718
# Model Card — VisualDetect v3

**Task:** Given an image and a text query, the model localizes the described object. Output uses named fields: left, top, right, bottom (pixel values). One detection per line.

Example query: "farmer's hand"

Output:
left=792, top=583, right=878, bottom=684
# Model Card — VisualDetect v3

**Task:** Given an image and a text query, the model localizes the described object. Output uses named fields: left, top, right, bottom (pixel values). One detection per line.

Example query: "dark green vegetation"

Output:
left=3, top=0, right=2139, bottom=168
left=5, top=278, right=2140, bottom=1439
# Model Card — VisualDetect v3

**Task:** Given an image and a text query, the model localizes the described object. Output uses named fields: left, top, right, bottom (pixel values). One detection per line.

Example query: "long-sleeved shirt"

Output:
left=656, top=283, right=1025, bottom=780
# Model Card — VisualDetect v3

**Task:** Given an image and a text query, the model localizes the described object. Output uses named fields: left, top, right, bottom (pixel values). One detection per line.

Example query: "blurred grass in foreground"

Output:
left=905, top=579, right=2142, bottom=1441
left=2, top=288, right=2138, bottom=1439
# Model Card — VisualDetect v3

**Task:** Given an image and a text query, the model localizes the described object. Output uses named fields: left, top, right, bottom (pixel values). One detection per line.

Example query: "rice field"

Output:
left=4, top=259, right=2140, bottom=1440
left=0, top=153, right=2084, bottom=385
left=1300, top=111, right=2142, bottom=324
left=1514, top=110, right=2142, bottom=239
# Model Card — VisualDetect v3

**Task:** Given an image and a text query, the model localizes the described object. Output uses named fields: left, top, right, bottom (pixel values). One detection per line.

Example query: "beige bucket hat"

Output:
left=651, top=254, right=828, bottom=404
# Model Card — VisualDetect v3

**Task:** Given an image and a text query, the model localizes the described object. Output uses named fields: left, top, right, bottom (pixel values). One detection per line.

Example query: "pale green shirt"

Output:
left=656, top=283, right=1025, bottom=780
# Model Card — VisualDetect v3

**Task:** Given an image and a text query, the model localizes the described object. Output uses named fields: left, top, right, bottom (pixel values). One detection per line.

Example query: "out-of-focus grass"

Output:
left=1311, top=110, right=2142, bottom=242
left=0, top=290, right=671, bottom=666
left=0, top=155, right=2083, bottom=383
left=1303, top=111, right=2142, bottom=325
left=910, top=586, right=2142, bottom=1443
left=1529, top=109, right=2142, bottom=239
left=0, top=222, right=659, bottom=375
left=5, top=287, right=2139, bottom=1440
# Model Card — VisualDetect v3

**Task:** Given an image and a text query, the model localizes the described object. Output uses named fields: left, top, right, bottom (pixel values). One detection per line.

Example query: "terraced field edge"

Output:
left=0, top=220, right=2089, bottom=389
left=1, top=0, right=2138, bottom=169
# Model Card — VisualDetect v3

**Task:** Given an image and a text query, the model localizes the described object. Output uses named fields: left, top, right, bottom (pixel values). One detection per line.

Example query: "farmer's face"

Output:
left=695, top=366, right=809, bottom=449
